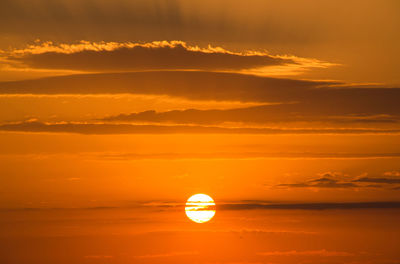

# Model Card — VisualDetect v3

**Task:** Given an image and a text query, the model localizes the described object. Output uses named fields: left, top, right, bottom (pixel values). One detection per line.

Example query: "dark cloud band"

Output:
left=218, top=201, right=400, bottom=211
left=8, top=42, right=293, bottom=72
left=4, top=201, right=400, bottom=212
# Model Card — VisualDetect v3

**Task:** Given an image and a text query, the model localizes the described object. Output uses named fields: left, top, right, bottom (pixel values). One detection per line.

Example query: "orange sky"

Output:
left=0, top=1, right=399, bottom=263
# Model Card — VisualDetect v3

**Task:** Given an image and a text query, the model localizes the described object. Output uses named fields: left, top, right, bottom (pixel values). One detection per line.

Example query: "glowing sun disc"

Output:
left=185, top=194, right=216, bottom=223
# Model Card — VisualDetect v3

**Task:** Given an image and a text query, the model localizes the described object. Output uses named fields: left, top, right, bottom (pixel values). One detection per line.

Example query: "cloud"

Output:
left=257, top=249, right=354, bottom=257
left=308, top=176, right=358, bottom=188
left=84, top=255, right=113, bottom=259
left=384, top=171, right=400, bottom=177
left=1, top=0, right=399, bottom=86
left=353, top=177, right=400, bottom=184
left=95, top=152, right=400, bottom=161
left=1, top=121, right=399, bottom=135
left=0, top=71, right=399, bottom=116
left=101, top=106, right=400, bottom=126
left=4, top=201, right=400, bottom=212
left=275, top=172, right=400, bottom=190
left=133, top=251, right=198, bottom=259
left=278, top=173, right=359, bottom=189
left=0, top=71, right=334, bottom=102
left=5, top=40, right=301, bottom=72
left=218, top=201, right=400, bottom=211
left=1, top=71, right=399, bottom=129
left=2, top=152, right=399, bottom=163
left=277, top=173, right=365, bottom=189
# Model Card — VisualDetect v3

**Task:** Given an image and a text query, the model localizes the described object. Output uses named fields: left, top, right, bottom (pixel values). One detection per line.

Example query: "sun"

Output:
left=185, top=194, right=216, bottom=223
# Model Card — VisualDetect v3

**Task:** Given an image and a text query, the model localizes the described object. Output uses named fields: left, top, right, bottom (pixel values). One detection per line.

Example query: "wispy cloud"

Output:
left=101, top=106, right=400, bottom=126
left=133, top=251, right=198, bottom=259
left=257, top=249, right=354, bottom=257
left=3, top=201, right=400, bottom=212
left=93, top=152, right=400, bottom=161
left=274, top=172, right=400, bottom=190
left=0, top=71, right=335, bottom=101
left=218, top=201, right=400, bottom=211
left=1, top=120, right=399, bottom=135
left=84, top=255, right=113, bottom=259
left=277, top=173, right=358, bottom=189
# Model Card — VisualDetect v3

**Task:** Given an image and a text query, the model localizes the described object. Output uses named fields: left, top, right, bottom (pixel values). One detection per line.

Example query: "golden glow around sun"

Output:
left=185, top=194, right=216, bottom=223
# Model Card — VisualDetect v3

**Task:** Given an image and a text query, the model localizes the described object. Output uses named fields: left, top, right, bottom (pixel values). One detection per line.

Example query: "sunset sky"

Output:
left=1, top=1, right=400, bottom=263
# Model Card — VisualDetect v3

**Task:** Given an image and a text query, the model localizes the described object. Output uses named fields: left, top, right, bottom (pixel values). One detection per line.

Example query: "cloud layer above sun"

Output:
left=1, top=40, right=335, bottom=78
left=0, top=71, right=399, bottom=132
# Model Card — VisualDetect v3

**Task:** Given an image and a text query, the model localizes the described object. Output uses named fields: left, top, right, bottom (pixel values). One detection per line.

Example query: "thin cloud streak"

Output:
left=2, top=152, right=400, bottom=162
left=257, top=249, right=354, bottom=257
left=1, top=121, right=400, bottom=135
left=0, top=71, right=333, bottom=102
left=4, top=201, right=400, bottom=212
left=218, top=201, right=400, bottom=211
left=101, top=107, right=400, bottom=125
left=133, top=251, right=198, bottom=259
left=353, top=177, right=400, bottom=184
left=93, top=152, right=400, bottom=161
left=274, top=172, right=400, bottom=190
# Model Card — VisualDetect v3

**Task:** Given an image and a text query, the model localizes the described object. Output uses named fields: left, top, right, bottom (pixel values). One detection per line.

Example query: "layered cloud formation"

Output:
left=0, top=40, right=399, bottom=135
left=2, top=40, right=335, bottom=77
left=1, top=70, right=399, bottom=132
